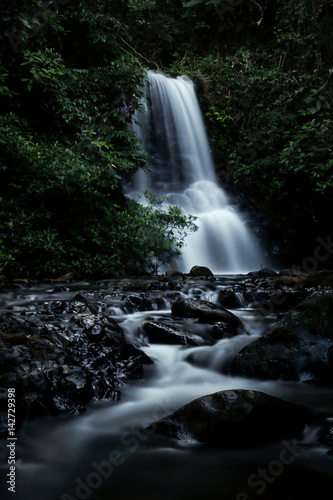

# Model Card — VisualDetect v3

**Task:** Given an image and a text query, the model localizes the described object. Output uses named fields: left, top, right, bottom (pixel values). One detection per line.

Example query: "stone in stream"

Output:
left=210, top=321, right=243, bottom=340
left=230, top=293, right=333, bottom=384
left=189, top=265, right=214, bottom=277
left=171, top=298, right=243, bottom=335
left=73, top=312, right=125, bottom=344
left=124, top=294, right=153, bottom=312
left=140, top=321, right=208, bottom=346
left=152, top=389, right=312, bottom=446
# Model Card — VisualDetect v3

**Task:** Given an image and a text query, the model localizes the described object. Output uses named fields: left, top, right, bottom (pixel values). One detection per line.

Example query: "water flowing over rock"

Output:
left=152, top=389, right=312, bottom=446
left=127, top=71, right=267, bottom=274
left=230, top=293, right=333, bottom=383
left=139, top=320, right=207, bottom=346
left=172, top=297, right=243, bottom=333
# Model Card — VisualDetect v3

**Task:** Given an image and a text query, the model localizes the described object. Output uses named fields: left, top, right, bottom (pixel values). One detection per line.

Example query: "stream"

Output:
left=1, top=276, right=332, bottom=500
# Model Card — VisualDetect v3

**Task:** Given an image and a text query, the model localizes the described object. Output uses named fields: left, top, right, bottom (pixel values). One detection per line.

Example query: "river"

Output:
left=0, top=276, right=332, bottom=500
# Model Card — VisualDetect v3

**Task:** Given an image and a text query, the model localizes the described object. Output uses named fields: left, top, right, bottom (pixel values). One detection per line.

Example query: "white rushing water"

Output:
left=127, top=71, right=267, bottom=274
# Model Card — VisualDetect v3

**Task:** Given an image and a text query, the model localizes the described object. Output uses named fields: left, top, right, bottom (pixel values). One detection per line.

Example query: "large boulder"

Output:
left=152, top=389, right=311, bottom=446
left=172, top=298, right=243, bottom=334
left=257, top=268, right=278, bottom=277
left=189, top=266, right=214, bottom=277
left=140, top=321, right=207, bottom=346
left=230, top=293, right=333, bottom=383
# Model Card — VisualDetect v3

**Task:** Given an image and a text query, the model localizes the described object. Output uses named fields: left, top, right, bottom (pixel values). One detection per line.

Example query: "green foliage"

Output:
left=0, top=0, right=197, bottom=278
left=1, top=0, right=333, bottom=275
left=121, top=192, right=198, bottom=274
left=163, top=0, right=333, bottom=254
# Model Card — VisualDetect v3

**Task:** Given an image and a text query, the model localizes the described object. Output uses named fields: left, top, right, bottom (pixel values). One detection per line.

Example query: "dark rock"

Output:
left=248, top=289, right=308, bottom=313
left=171, top=298, right=243, bottom=333
left=140, top=321, right=206, bottom=346
left=273, top=270, right=333, bottom=290
left=189, top=266, right=214, bottom=277
left=318, top=424, right=333, bottom=448
left=61, top=367, right=94, bottom=403
left=50, top=300, right=88, bottom=315
left=211, top=322, right=243, bottom=339
left=21, top=393, right=51, bottom=419
left=257, top=268, right=278, bottom=277
left=300, top=270, right=333, bottom=289
left=279, top=269, right=305, bottom=277
left=124, top=294, right=152, bottom=312
left=0, top=304, right=153, bottom=426
left=73, top=313, right=125, bottom=344
left=230, top=293, right=333, bottom=383
left=218, top=288, right=240, bottom=309
left=165, top=270, right=185, bottom=279
left=152, top=389, right=311, bottom=446
left=107, top=343, right=153, bottom=380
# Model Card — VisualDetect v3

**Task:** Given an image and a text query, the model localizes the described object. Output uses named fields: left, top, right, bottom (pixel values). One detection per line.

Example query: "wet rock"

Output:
left=171, top=298, right=243, bottom=333
left=279, top=269, right=305, bottom=277
left=0, top=303, right=153, bottom=426
left=247, top=288, right=308, bottom=313
left=60, top=368, right=94, bottom=403
left=106, top=343, right=153, bottom=381
left=165, top=270, right=185, bottom=279
left=210, top=322, right=243, bottom=339
left=124, top=294, right=152, bottom=312
left=258, top=268, right=278, bottom=277
left=73, top=313, right=125, bottom=344
left=189, top=266, right=214, bottom=277
left=153, top=389, right=311, bottom=446
left=140, top=321, right=207, bottom=346
left=50, top=300, right=89, bottom=315
left=230, top=293, right=333, bottom=383
left=218, top=287, right=247, bottom=309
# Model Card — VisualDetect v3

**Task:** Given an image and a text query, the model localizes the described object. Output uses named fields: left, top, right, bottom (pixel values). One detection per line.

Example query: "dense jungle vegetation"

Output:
left=0, top=0, right=332, bottom=277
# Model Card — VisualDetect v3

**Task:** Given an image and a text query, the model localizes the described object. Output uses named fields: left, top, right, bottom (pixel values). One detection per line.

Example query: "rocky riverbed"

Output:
left=1, top=268, right=332, bottom=439
left=1, top=268, right=333, bottom=500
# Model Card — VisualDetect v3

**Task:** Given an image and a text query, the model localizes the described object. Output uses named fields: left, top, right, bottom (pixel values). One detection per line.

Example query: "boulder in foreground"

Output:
left=152, top=389, right=311, bottom=446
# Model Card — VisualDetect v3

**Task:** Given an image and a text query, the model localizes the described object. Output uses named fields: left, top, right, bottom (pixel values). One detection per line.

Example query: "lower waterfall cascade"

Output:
left=127, top=70, right=269, bottom=274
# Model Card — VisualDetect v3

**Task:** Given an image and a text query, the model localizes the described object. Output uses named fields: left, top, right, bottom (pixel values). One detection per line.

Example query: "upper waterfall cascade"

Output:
left=127, top=70, right=267, bottom=274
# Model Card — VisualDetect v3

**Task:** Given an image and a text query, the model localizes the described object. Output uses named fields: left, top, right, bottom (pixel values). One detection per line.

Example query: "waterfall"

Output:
left=127, top=71, right=267, bottom=274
